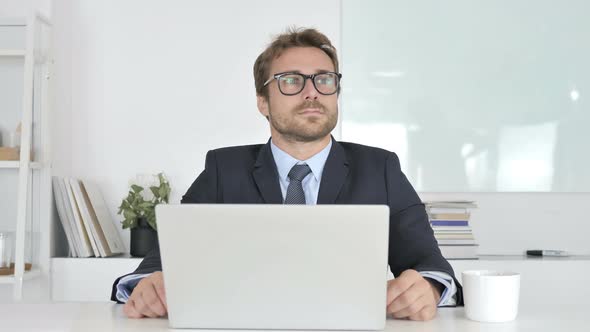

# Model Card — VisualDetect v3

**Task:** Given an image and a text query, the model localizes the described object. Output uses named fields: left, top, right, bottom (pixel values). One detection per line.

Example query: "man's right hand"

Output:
left=123, top=271, right=168, bottom=318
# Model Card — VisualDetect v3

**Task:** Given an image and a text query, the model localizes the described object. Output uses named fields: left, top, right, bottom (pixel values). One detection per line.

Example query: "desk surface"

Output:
left=0, top=301, right=585, bottom=332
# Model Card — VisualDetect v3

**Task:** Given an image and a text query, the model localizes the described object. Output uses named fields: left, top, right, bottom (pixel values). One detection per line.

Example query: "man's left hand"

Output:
left=386, top=269, right=441, bottom=321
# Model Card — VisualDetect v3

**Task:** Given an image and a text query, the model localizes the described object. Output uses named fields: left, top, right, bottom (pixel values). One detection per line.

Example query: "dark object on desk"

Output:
left=130, top=217, right=158, bottom=257
left=526, top=250, right=569, bottom=257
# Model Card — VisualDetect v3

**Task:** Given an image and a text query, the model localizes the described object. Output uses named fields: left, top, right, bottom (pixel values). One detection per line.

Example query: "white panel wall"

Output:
left=50, top=0, right=590, bottom=256
left=0, top=0, right=51, bottom=17
left=6, top=0, right=586, bottom=262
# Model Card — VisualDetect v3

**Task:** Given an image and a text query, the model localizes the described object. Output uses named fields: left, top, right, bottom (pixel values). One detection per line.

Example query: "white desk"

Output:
left=6, top=256, right=589, bottom=330
left=0, top=300, right=585, bottom=332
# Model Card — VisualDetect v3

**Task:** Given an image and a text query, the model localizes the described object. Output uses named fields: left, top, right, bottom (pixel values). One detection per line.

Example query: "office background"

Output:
left=1, top=0, right=588, bottom=303
left=342, top=0, right=590, bottom=193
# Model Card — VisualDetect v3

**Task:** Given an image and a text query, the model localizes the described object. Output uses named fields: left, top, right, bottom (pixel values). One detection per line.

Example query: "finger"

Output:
left=133, top=294, right=158, bottom=318
left=387, top=281, right=425, bottom=314
left=391, top=293, right=428, bottom=319
left=123, top=299, right=144, bottom=319
left=143, top=283, right=167, bottom=316
left=409, top=304, right=437, bottom=321
left=153, top=274, right=168, bottom=309
left=386, top=278, right=412, bottom=305
left=386, top=270, right=421, bottom=305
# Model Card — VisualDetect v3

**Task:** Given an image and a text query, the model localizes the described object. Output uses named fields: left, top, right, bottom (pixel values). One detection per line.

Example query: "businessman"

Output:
left=112, top=27, right=463, bottom=320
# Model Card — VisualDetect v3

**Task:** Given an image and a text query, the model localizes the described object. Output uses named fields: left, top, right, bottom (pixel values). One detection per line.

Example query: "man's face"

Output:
left=257, top=47, right=339, bottom=143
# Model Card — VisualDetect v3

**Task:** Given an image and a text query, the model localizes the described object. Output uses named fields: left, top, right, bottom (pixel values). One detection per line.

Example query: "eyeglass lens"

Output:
left=278, top=73, right=339, bottom=95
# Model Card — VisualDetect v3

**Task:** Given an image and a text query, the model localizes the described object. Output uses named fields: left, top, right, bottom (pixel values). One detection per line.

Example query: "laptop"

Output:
left=156, top=204, right=390, bottom=330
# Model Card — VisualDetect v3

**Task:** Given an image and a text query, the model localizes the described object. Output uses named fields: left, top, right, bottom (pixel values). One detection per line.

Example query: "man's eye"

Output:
left=282, top=76, right=301, bottom=85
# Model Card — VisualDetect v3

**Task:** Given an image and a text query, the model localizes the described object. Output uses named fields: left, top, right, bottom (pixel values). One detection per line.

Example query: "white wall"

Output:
left=51, top=0, right=590, bottom=256
left=419, top=192, right=590, bottom=255
left=4, top=0, right=585, bottom=260
left=51, top=0, right=342, bottom=252
left=0, top=0, right=50, bottom=17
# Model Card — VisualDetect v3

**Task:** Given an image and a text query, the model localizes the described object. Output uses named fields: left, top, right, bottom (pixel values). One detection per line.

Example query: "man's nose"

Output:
left=301, top=78, right=319, bottom=100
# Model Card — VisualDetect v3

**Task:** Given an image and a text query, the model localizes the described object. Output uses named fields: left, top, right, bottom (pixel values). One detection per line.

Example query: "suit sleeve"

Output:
left=384, top=152, right=464, bottom=305
left=110, top=150, right=219, bottom=302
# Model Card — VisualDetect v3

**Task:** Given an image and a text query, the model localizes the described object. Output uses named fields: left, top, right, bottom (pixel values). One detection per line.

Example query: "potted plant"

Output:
left=117, top=172, right=171, bottom=257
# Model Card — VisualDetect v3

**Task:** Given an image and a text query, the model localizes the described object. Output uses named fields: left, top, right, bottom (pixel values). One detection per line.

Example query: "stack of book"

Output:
left=52, top=176, right=125, bottom=257
left=425, top=200, right=478, bottom=259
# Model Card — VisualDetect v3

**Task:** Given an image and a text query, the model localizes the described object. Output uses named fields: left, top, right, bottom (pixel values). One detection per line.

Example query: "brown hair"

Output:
left=253, top=27, right=339, bottom=99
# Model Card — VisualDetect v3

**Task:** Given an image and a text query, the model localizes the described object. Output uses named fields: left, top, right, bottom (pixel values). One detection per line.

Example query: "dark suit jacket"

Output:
left=111, top=139, right=463, bottom=305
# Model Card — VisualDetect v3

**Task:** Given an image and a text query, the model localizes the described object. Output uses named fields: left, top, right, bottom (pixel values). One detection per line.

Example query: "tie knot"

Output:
left=288, top=164, right=312, bottom=182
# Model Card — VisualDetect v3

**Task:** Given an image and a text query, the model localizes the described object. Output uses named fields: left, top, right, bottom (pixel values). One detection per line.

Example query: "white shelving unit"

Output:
left=0, top=161, right=43, bottom=169
left=0, top=13, right=52, bottom=301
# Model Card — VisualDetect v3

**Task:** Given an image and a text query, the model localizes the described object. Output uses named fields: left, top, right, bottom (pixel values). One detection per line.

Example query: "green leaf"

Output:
left=163, top=184, right=171, bottom=202
left=138, top=202, right=153, bottom=211
left=131, top=184, right=144, bottom=194
left=121, top=218, right=137, bottom=229
left=123, top=210, right=137, bottom=220
left=158, top=173, right=167, bottom=187
left=158, top=186, right=167, bottom=200
left=147, top=214, right=157, bottom=230
left=150, top=186, right=159, bottom=198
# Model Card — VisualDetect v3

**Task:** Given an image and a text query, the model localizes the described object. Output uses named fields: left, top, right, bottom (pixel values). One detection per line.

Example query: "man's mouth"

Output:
left=300, top=107, right=323, bottom=114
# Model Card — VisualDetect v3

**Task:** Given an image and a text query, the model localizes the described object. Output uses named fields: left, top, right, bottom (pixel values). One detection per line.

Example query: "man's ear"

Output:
left=257, top=94, right=270, bottom=119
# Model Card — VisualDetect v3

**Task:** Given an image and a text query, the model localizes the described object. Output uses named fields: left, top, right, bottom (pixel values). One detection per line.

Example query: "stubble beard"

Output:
left=268, top=100, right=338, bottom=143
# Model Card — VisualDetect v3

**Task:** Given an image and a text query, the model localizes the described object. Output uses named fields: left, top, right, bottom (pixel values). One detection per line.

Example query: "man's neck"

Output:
left=271, top=134, right=332, bottom=161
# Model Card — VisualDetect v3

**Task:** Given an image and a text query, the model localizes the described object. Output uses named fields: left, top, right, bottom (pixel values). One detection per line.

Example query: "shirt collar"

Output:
left=270, top=138, right=332, bottom=182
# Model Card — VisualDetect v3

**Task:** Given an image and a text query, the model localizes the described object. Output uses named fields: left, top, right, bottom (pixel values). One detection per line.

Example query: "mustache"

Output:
left=294, top=100, right=326, bottom=112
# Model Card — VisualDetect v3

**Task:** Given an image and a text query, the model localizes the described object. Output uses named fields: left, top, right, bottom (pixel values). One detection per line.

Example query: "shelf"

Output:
left=0, top=161, right=43, bottom=169
left=0, top=268, right=41, bottom=284
left=1, top=13, right=52, bottom=302
left=0, top=49, right=25, bottom=57
left=0, top=18, right=26, bottom=26
left=0, top=50, right=49, bottom=65
left=0, top=161, right=19, bottom=168
left=53, top=253, right=140, bottom=260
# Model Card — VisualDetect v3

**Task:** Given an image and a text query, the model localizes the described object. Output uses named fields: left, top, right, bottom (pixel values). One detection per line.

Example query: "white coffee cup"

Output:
left=462, top=270, right=520, bottom=322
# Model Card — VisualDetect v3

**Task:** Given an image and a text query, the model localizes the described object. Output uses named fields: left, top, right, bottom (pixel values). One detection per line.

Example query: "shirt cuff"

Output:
left=420, top=271, right=457, bottom=307
left=115, top=273, right=151, bottom=303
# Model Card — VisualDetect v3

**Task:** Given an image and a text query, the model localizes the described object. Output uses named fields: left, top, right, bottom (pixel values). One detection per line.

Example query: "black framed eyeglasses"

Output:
left=263, top=71, right=342, bottom=96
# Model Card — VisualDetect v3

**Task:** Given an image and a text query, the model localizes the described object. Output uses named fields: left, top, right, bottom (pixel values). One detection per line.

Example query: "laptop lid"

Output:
left=156, top=204, right=389, bottom=330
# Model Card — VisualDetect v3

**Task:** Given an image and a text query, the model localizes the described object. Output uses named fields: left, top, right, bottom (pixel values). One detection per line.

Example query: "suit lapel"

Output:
left=317, top=139, right=350, bottom=204
left=252, top=140, right=284, bottom=204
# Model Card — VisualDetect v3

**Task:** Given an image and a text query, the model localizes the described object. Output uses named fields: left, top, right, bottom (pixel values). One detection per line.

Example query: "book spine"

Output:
left=63, top=177, right=95, bottom=257
left=430, top=220, right=469, bottom=226
left=52, top=177, right=78, bottom=257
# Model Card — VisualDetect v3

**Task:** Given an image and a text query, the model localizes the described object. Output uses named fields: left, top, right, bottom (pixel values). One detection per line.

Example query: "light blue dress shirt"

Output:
left=270, top=139, right=332, bottom=205
left=117, top=140, right=457, bottom=306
